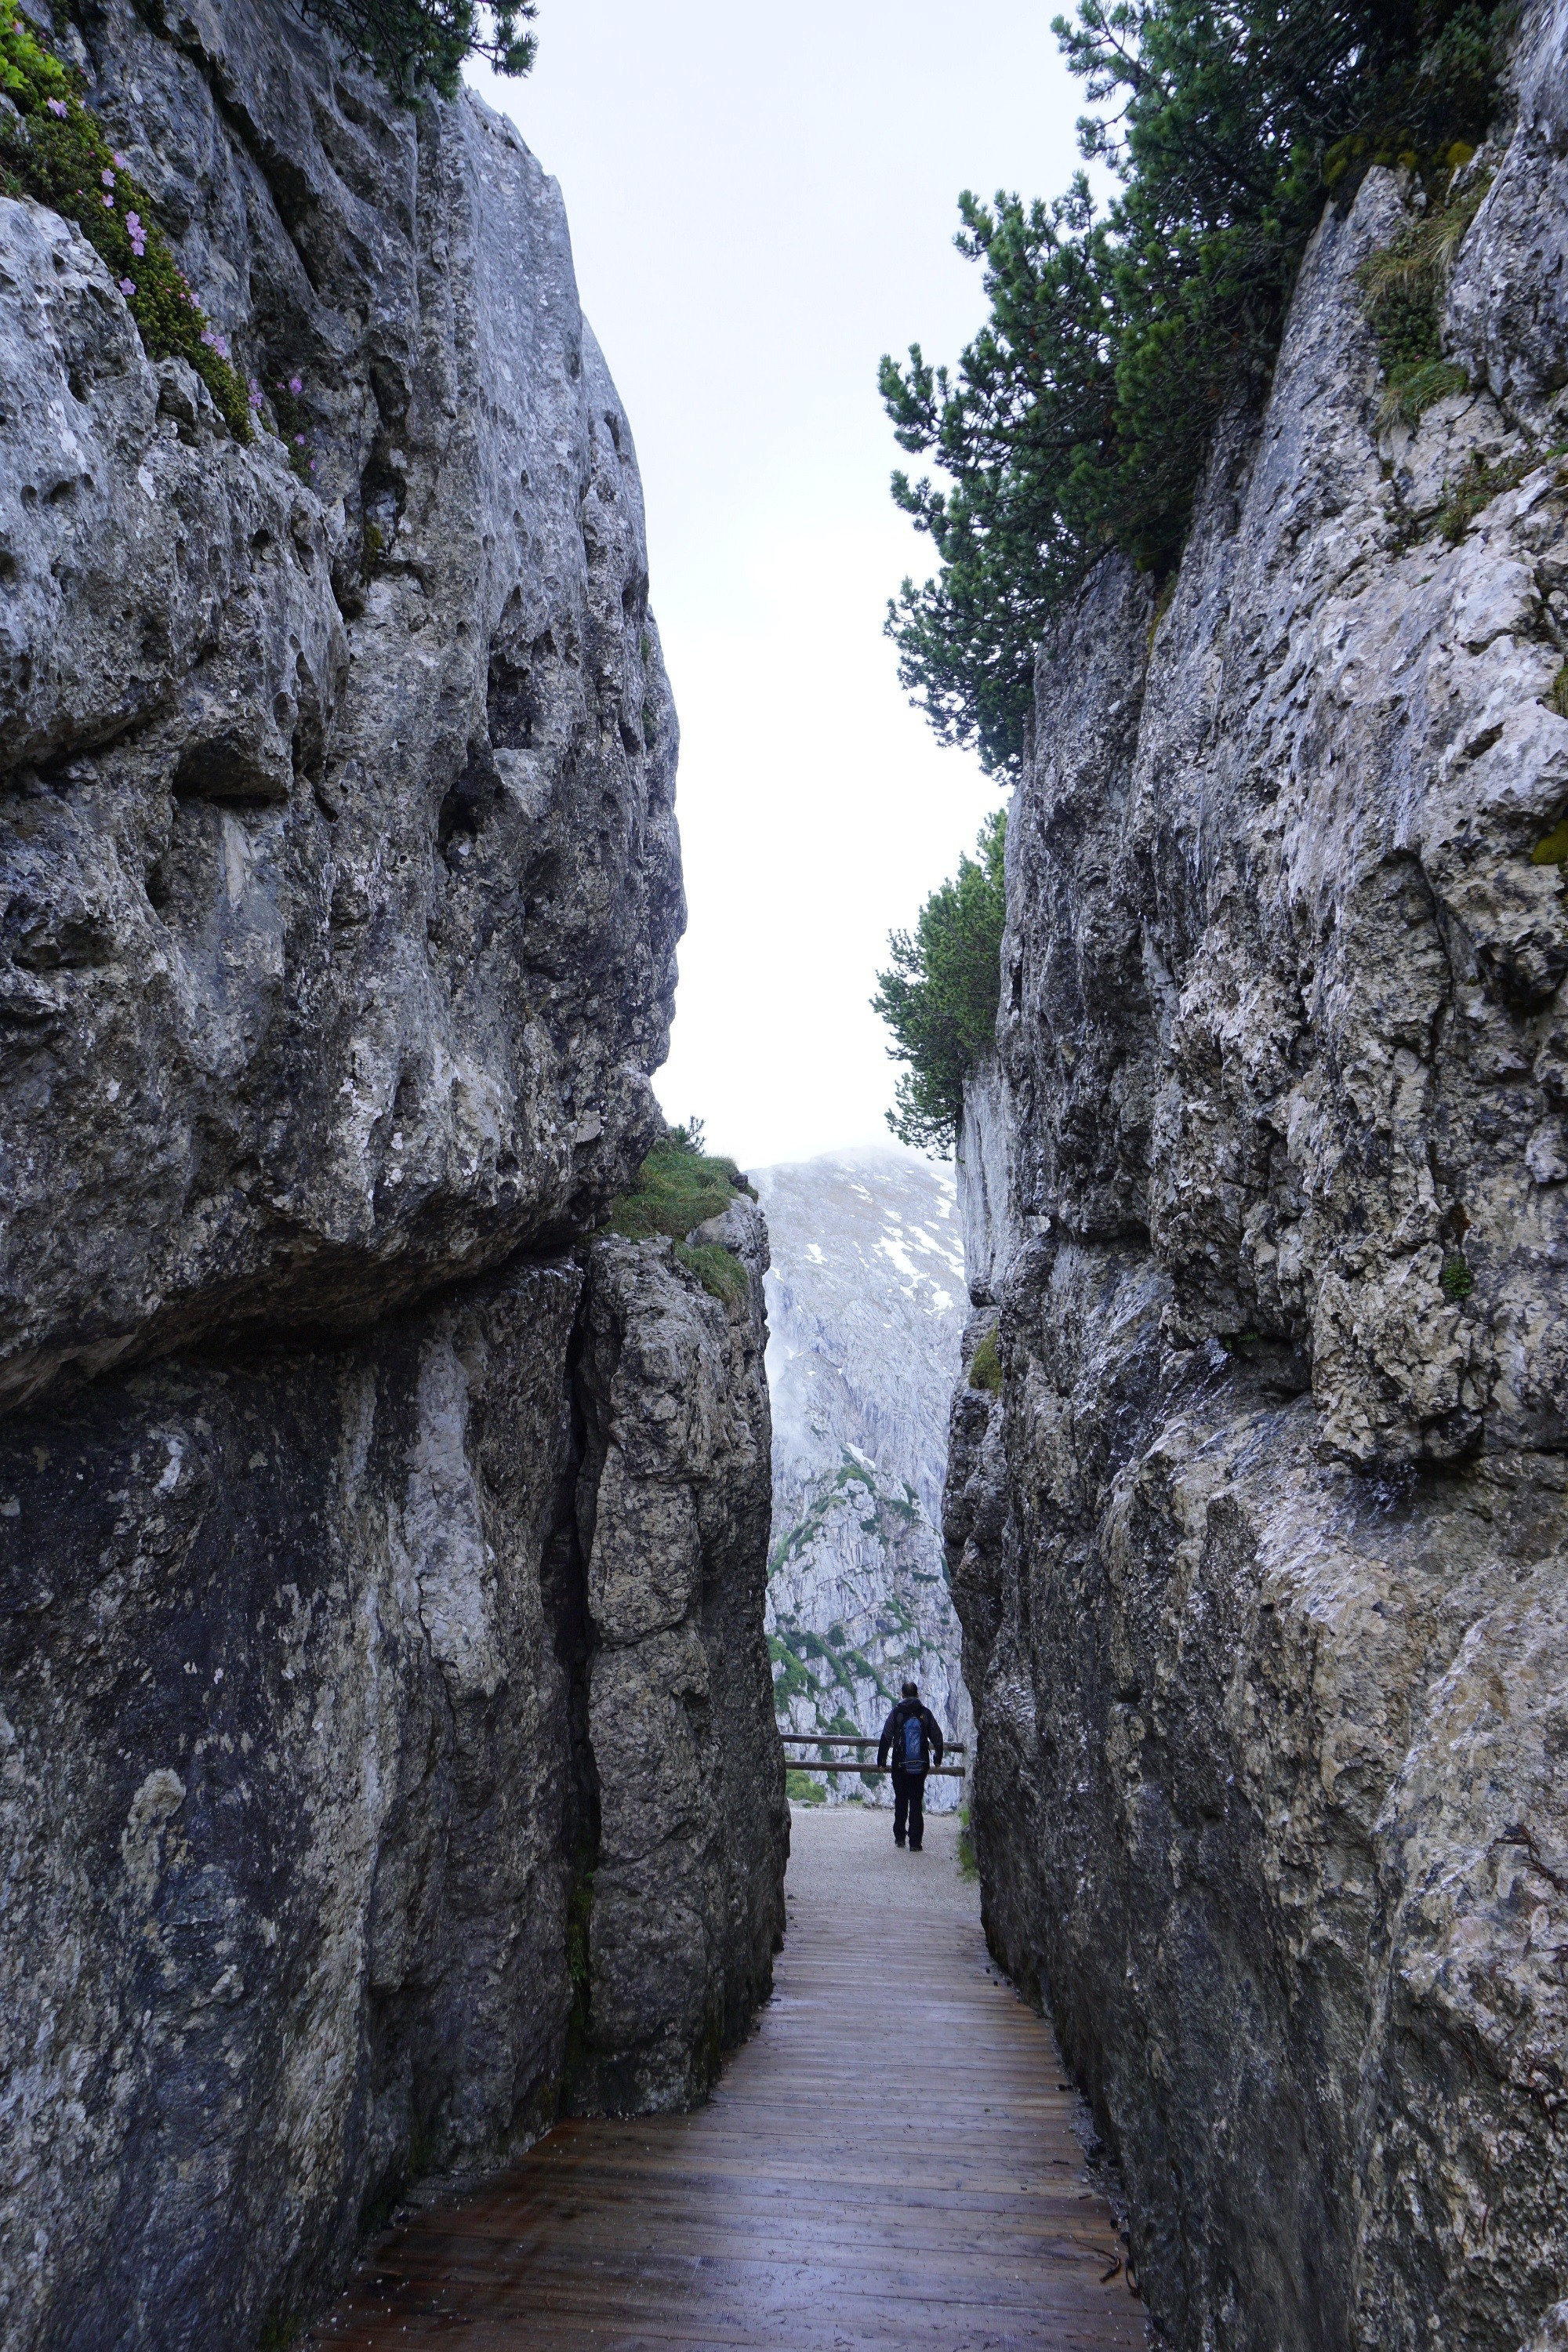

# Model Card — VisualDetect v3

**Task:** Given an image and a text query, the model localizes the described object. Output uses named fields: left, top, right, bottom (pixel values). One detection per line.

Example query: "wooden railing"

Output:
left=779, top=1732, right=967, bottom=1780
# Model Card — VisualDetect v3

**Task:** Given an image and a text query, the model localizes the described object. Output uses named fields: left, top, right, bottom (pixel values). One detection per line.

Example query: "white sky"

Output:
left=469, top=5, right=1087, bottom=1168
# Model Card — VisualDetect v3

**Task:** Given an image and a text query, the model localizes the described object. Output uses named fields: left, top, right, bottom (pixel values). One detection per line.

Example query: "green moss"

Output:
left=957, top=1803, right=979, bottom=1882
left=0, top=18, right=252, bottom=437
left=785, top=1768, right=827, bottom=1806
left=968, top=1326, right=1003, bottom=1393
left=1532, top=811, right=1568, bottom=865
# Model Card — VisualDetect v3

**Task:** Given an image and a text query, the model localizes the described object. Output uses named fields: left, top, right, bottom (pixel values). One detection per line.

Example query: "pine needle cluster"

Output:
left=297, top=0, right=536, bottom=99
left=882, top=1, right=1509, bottom=775
left=873, top=811, right=1007, bottom=1154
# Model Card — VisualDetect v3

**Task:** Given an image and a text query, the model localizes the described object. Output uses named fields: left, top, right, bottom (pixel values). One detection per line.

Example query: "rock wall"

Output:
left=0, top=5, right=785, bottom=2346
left=946, top=15, right=1568, bottom=2350
left=570, top=1203, right=786, bottom=2114
left=1, top=0, right=681, bottom=1405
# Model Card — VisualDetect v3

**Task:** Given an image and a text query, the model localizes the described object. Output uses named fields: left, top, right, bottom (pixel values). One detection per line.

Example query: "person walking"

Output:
left=877, top=1680, right=945, bottom=1852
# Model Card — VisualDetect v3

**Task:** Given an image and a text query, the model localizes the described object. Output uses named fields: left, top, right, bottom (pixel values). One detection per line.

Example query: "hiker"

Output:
left=877, top=1680, right=945, bottom=1852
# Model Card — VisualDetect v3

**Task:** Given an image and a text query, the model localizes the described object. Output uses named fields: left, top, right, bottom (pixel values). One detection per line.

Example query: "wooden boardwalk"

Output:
left=310, top=1803, right=1148, bottom=2351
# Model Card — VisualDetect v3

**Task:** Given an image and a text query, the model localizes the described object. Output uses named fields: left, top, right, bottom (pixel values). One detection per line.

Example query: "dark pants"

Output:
left=892, top=1768, right=926, bottom=1849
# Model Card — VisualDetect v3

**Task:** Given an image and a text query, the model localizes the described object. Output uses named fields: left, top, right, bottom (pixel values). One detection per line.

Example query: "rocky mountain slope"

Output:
left=756, top=1152, right=971, bottom=1804
left=946, top=13, right=1568, bottom=2350
left=0, top=7, right=785, bottom=2345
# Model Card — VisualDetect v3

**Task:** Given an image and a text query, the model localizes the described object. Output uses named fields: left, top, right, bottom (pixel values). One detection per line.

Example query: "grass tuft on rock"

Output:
left=607, top=1125, right=755, bottom=1304
left=608, top=1129, right=754, bottom=1242
left=1436, top=448, right=1534, bottom=542
left=674, top=1241, right=749, bottom=1306
left=1357, top=176, right=1489, bottom=430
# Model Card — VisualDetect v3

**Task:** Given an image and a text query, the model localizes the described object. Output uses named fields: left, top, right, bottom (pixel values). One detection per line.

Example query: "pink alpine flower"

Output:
left=289, top=375, right=303, bottom=394
left=101, top=168, right=114, bottom=187
left=101, top=192, right=114, bottom=209
left=112, top=152, right=129, bottom=169
left=45, top=96, right=67, bottom=116
left=119, top=277, right=135, bottom=296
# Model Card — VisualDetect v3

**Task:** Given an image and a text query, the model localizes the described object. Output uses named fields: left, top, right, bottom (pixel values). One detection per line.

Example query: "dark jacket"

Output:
left=878, top=1699, right=944, bottom=1775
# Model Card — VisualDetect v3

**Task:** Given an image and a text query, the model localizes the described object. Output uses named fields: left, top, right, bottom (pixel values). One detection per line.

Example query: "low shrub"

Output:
left=0, top=16, right=252, bottom=437
left=1440, top=1253, right=1475, bottom=1300
left=785, top=1768, right=827, bottom=1807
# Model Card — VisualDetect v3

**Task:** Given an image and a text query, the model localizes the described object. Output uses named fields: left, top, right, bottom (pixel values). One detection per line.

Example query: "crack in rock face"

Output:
left=945, top=16, right=1568, bottom=2347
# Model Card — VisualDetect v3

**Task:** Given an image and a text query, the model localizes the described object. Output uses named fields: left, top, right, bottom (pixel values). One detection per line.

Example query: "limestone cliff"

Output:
left=946, top=9, right=1568, bottom=2348
left=0, top=5, right=786, bottom=2347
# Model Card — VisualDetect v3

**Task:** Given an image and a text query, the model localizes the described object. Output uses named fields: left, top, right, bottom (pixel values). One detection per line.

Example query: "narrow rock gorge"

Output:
left=946, top=7, right=1568, bottom=2347
left=0, top=5, right=786, bottom=2346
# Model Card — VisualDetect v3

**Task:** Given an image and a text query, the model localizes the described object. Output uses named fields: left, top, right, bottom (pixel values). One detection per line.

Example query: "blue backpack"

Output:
left=901, top=1711, right=928, bottom=1773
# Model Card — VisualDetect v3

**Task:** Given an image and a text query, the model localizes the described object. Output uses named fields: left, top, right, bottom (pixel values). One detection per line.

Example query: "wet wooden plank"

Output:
left=308, top=1809, right=1148, bottom=2350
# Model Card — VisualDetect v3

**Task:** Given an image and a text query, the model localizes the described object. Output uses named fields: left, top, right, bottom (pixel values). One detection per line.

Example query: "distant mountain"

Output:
left=752, top=1150, right=972, bottom=1809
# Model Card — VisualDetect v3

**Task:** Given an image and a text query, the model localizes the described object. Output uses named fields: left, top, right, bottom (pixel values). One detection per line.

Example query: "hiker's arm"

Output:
left=877, top=1711, right=894, bottom=1769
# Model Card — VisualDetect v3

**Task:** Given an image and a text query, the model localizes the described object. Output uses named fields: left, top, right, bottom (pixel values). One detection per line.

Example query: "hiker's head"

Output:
left=902, top=1681, right=918, bottom=1700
